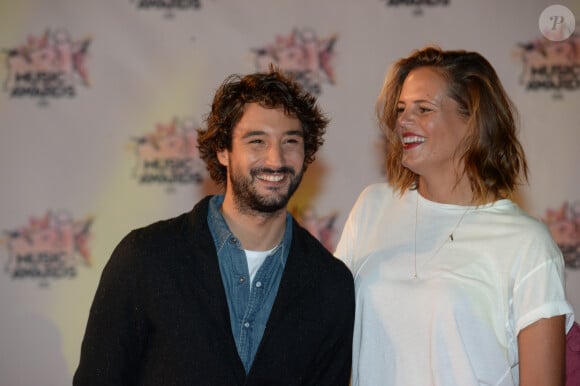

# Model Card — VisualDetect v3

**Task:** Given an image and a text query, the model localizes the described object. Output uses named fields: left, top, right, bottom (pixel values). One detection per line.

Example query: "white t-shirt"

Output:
left=335, top=183, right=574, bottom=386
left=245, top=247, right=275, bottom=284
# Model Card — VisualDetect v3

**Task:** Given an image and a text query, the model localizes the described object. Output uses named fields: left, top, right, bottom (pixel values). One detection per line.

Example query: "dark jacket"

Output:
left=73, top=196, right=355, bottom=385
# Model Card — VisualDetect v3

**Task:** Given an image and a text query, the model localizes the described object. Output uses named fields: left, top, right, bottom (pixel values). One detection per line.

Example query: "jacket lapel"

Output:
left=259, top=221, right=319, bottom=342
left=183, top=197, right=247, bottom=382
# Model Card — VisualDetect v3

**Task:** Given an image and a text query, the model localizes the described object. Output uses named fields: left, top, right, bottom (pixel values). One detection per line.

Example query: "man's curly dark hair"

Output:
left=197, top=68, right=329, bottom=187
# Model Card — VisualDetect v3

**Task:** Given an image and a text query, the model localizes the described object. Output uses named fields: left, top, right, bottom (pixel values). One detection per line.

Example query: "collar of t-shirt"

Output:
left=245, top=247, right=276, bottom=284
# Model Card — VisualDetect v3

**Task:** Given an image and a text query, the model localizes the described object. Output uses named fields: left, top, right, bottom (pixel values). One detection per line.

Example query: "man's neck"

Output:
left=220, top=195, right=287, bottom=251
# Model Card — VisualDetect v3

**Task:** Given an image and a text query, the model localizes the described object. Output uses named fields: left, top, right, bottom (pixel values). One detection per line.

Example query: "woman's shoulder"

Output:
left=358, top=182, right=397, bottom=202
left=487, top=199, right=550, bottom=234
left=346, top=182, right=404, bottom=222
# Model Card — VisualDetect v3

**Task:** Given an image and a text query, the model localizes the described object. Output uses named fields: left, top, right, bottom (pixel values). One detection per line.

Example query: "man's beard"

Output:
left=229, top=164, right=303, bottom=215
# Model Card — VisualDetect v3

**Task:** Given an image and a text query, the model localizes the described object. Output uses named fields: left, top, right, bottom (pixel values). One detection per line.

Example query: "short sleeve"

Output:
left=512, top=229, right=575, bottom=335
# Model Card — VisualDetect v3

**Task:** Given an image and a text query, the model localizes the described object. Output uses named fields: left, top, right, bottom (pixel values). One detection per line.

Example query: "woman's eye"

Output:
left=419, top=107, right=431, bottom=113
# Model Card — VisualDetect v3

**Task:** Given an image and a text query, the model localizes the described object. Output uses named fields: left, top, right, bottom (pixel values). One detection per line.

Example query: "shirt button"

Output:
left=239, top=276, right=245, bottom=283
left=230, top=237, right=238, bottom=244
left=244, top=322, right=250, bottom=328
left=255, top=281, right=262, bottom=288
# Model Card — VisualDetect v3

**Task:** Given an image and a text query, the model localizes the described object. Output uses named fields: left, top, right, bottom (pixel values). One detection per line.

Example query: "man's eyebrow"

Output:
left=240, top=129, right=304, bottom=139
left=285, top=129, right=304, bottom=137
left=241, top=130, right=266, bottom=139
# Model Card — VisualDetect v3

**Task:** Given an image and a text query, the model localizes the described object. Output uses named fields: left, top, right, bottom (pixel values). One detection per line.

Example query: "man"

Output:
left=73, top=69, right=355, bottom=385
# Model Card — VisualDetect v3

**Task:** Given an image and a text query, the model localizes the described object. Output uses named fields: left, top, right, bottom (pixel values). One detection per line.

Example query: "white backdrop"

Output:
left=0, top=0, right=578, bottom=384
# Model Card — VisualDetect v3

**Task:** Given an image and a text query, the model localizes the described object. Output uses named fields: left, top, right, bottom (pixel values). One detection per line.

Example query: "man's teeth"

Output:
left=258, top=174, right=284, bottom=182
left=402, top=136, right=426, bottom=144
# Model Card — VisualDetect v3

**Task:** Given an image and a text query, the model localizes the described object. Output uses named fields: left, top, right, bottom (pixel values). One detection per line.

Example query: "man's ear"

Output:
left=217, top=149, right=229, bottom=167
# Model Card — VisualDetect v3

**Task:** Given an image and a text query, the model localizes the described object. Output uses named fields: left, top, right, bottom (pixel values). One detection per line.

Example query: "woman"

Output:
left=335, top=46, right=574, bottom=385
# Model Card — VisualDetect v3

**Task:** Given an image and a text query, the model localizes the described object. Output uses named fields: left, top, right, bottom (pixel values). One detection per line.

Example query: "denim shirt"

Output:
left=207, top=195, right=292, bottom=373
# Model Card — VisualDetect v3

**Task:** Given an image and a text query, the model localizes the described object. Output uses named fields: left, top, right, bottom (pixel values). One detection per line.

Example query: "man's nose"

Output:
left=265, top=144, right=284, bottom=168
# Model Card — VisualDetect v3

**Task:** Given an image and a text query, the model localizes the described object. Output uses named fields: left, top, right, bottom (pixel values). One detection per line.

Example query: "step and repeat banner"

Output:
left=0, top=0, right=578, bottom=384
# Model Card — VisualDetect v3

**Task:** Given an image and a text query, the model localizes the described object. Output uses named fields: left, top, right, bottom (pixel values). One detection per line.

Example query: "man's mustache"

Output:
left=251, top=167, right=295, bottom=176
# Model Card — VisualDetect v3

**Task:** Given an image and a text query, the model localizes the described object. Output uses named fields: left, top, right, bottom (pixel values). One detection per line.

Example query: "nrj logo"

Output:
left=2, top=29, right=91, bottom=101
left=513, top=28, right=580, bottom=97
left=542, top=201, right=580, bottom=269
left=131, top=0, right=201, bottom=17
left=129, top=117, right=206, bottom=189
left=381, top=0, right=450, bottom=16
left=253, top=28, right=337, bottom=95
left=1, top=211, right=93, bottom=286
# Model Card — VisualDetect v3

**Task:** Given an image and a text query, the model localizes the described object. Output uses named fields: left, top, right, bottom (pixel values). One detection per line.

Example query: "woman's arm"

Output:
left=518, top=315, right=566, bottom=386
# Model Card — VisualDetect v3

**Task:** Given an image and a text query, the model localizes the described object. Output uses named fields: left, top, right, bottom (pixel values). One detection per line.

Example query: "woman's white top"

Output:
left=335, top=183, right=574, bottom=386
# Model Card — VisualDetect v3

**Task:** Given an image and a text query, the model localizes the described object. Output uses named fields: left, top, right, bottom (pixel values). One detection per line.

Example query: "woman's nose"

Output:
left=397, top=110, right=414, bottom=130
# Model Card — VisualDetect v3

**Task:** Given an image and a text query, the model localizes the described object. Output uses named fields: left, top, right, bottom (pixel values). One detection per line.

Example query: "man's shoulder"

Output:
left=116, top=197, right=212, bottom=254
left=291, top=220, right=352, bottom=278
left=128, top=211, right=191, bottom=245
left=131, top=196, right=211, bottom=240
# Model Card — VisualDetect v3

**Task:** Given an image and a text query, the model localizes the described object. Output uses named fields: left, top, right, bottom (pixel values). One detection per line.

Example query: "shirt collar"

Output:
left=207, top=194, right=293, bottom=261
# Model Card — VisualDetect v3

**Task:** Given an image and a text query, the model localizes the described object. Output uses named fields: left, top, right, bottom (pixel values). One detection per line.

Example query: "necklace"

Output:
left=412, top=193, right=472, bottom=279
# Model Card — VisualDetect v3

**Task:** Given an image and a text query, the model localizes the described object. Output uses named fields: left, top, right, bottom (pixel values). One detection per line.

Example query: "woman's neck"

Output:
left=417, top=175, right=474, bottom=205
